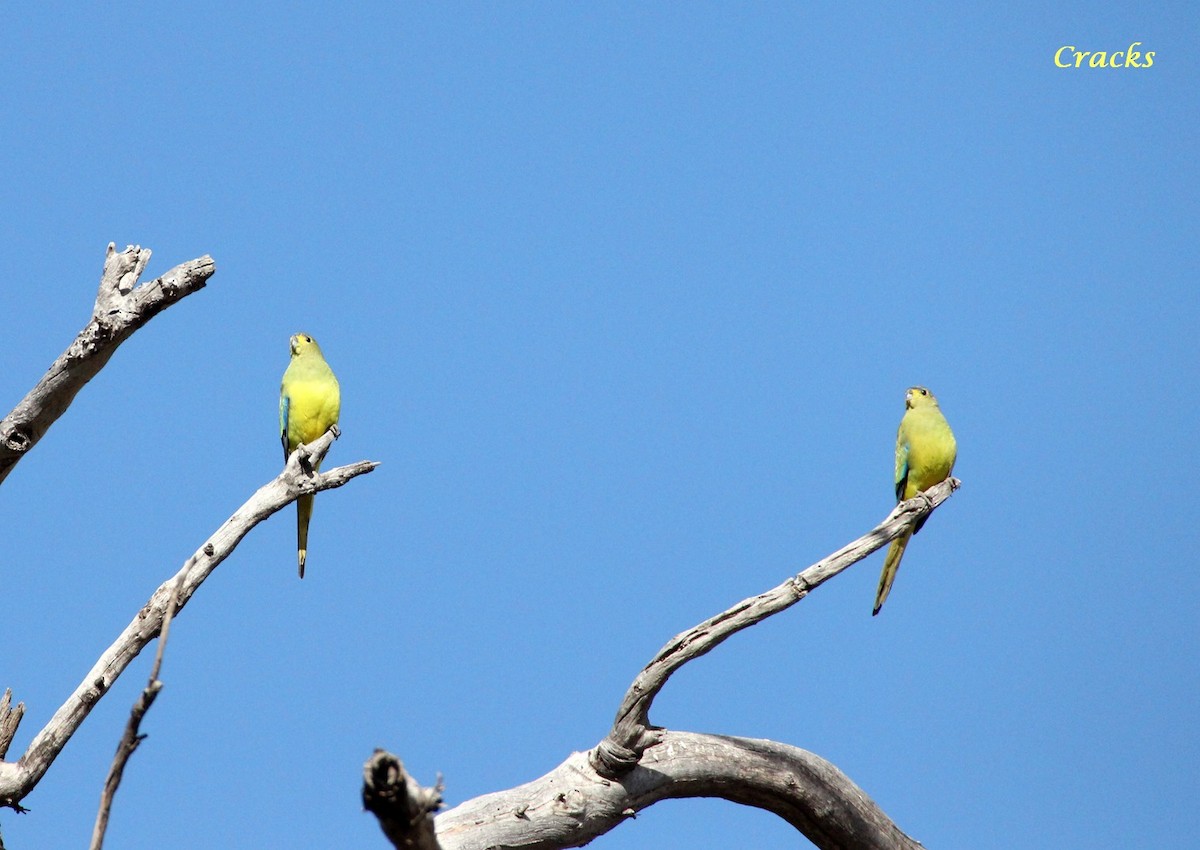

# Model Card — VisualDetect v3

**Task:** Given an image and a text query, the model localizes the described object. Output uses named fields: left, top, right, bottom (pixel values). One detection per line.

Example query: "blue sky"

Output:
left=1, top=3, right=1196, bottom=848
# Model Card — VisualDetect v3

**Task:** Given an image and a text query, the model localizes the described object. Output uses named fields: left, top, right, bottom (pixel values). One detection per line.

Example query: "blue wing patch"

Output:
left=280, top=394, right=291, bottom=460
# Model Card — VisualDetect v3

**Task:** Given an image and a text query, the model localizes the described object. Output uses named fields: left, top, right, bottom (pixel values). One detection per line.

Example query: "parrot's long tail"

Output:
left=873, top=529, right=912, bottom=616
left=297, top=494, right=314, bottom=579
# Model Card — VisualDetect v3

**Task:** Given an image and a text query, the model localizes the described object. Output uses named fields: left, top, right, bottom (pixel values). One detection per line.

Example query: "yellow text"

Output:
left=1055, top=43, right=1155, bottom=68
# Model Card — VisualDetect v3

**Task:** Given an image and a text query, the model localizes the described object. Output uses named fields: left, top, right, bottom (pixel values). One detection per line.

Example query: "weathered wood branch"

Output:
left=363, top=750, right=443, bottom=850
left=594, top=477, right=960, bottom=777
left=0, top=243, right=215, bottom=487
left=0, top=693, right=23, bottom=762
left=433, top=731, right=922, bottom=850
left=0, top=430, right=378, bottom=811
left=368, top=480, right=958, bottom=850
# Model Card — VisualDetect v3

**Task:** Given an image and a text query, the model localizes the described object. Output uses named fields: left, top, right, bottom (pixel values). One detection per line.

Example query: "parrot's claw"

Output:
left=329, top=423, right=341, bottom=439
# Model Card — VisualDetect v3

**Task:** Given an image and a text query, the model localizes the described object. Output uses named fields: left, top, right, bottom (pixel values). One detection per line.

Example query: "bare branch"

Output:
left=368, top=481, right=958, bottom=849
left=0, top=429, right=378, bottom=810
left=432, top=731, right=922, bottom=850
left=363, top=751, right=443, bottom=850
left=89, top=575, right=185, bottom=850
left=0, top=244, right=215, bottom=487
left=594, top=477, right=960, bottom=776
left=0, top=692, right=23, bottom=761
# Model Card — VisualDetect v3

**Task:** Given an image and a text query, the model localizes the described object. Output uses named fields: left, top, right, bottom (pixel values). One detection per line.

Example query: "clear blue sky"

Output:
left=1, top=3, right=1196, bottom=848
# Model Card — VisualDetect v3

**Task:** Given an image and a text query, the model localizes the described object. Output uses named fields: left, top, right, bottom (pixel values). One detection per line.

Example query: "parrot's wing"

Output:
left=280, top=392, right=291, bottom=461
left=894, top=439, right=909, bottom=503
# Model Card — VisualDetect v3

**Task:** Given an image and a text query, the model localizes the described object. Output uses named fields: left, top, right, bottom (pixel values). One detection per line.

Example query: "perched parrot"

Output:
left=280, top=333, right=341, bottom=578
left=873, top=386, right=956, bottom=616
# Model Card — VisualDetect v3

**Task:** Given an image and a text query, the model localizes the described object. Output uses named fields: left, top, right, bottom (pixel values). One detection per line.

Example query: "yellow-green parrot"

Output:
left=873, top=386, right=956, bottom=615
left=280, top=333, right=341, bottom=578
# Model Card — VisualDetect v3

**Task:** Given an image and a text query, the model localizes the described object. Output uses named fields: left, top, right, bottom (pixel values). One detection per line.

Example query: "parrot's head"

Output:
left=905, top=386, right=939, bottom=409
left=290, top=333, right=322, bottom=357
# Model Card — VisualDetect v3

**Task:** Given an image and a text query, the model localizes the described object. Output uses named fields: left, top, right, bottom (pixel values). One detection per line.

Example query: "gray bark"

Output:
left=437, top=732, right=922, bottom=850
left=0, top=428, right=376, bottom=810
left=368, top=480, right=957, bottom=850
left=0, top=244, right=215, bottom=487
left=0, top=246, right=378, bottom=813
left=363, top=751, right=444, bottom=850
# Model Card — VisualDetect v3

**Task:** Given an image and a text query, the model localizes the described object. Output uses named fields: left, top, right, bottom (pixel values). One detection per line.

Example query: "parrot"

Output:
left=280, top=333, right=341, bottom=578
left=873, top=386, right=956, bottom=615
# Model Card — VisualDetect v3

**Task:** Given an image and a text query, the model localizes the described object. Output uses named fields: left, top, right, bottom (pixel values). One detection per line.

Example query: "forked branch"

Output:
left=0, top=244, right=215, bottom=487
left=0, top=430, right=378, bottom=811
left=368, top=479, right=958, bottom=850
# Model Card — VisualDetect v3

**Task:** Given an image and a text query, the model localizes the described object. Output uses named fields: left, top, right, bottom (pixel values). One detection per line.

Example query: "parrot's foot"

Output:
left=295, top=444, right=315, bottom=474
left=329, top=423, right=341, bottom=439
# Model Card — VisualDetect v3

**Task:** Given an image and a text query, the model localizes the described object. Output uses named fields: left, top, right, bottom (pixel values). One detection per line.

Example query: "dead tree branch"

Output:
left=363, top=751, right=443, bottom=850
left=595, top=477, right=960, bottom=776
left=0, top=429, right=378, bottom=811
left=0, top=243, right=215, bottom=487
left=435, top=731, right=922, bottom=850
left=369, top=479, right=959, bottom=850
left=0, top=693, right=23, bottom=762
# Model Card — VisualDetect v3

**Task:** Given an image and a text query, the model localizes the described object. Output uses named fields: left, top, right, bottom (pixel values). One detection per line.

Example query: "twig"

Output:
left=89, top=575, right=185, bottom=850
left=0, top=244, right=215, bottom=488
